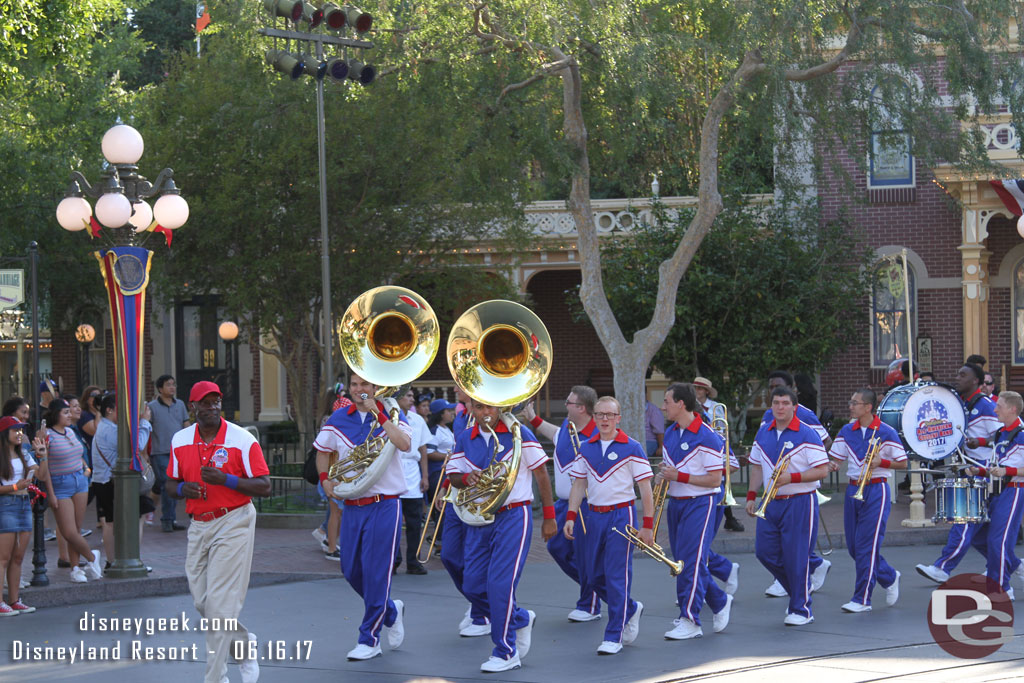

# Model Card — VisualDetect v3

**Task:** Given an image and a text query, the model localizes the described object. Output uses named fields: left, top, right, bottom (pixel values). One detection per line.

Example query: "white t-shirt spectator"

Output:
left=400, top=410, right=431, bottom=499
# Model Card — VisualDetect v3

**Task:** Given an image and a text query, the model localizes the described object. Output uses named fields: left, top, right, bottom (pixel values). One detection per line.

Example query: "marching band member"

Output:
left=759, top=371, right=832, bottom=598
left=564, top=396, right=653, bottom=654
left=829, top=388, right=907, bottom=612
left=916, top=363, right=999, bottom=584
left=746, top=386, right=830, bottom=626
left=447, top=399, right=557, bottom=673
left=659, top=383, right=732, bottom=639
left=314, top=373, right=413, bottom=661
left=695, top=377, right=743, bottom=535
left=524, top=386, right=603, bottom=622
left=967, top=390, right=1024, bottom=598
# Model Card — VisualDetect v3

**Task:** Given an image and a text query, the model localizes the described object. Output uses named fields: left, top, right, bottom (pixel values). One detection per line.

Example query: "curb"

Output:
left=19, top=572, right=337, bottom=609
left=712, top=527, right=954, bottom=556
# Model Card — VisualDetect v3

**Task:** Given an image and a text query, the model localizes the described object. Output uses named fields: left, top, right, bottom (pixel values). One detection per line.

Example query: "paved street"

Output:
left=3, top=543, right=1022, bottom=682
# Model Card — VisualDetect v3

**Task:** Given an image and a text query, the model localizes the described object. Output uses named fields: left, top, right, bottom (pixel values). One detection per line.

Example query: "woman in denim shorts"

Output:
left=0, top=415, right=41, bottom=615
left=43, top=399, right=102, bottom=583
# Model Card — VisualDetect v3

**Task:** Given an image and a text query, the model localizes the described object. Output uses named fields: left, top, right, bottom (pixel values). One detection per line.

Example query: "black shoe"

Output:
left=724, top=517, right=745, bottom=532
left=407, top=565, right=428, bottom=575
left=57, top=559, right=71, bottom=568
left=162, top=521, right=174, bottom=533
left=171, top=521, right=186, bottom=531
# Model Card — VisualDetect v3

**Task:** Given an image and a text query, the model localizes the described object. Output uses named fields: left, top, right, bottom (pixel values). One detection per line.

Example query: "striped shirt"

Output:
left=46, top=427, right=86, bottom=475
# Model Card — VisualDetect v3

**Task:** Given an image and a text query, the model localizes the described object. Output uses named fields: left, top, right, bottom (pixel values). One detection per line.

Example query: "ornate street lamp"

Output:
left=74, top=323, right=96, bottom=391
left=218, top=321, right=239, bottom=420
left=56, top=123, right=188, bottom=578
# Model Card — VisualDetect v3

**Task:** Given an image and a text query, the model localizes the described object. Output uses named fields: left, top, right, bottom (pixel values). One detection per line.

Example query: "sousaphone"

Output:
left=447, top=300, right=552, bottom=525
left=329, top=286, right=439, bottom=498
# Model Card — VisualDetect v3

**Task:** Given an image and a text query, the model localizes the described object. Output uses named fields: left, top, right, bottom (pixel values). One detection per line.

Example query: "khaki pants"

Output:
left=185, top=502, right=256, bottom=683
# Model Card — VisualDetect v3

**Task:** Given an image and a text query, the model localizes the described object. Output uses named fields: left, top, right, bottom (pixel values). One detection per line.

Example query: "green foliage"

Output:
left=570, top=202, right=873, bottom=406
left=129, top=0, right=203, bottom=88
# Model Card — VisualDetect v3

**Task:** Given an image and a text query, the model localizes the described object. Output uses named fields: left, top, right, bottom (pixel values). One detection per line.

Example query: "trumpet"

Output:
left=651, top=477, right=669, bottom=539
left=415, top=449, right=453, bottom=564
left=853, top=425, right=881, bottom=501
left=613, top=525, right=683, bottom=576
left=711, top=404, right=737, bottom=507
left=753, top=443, right=796, bottom=519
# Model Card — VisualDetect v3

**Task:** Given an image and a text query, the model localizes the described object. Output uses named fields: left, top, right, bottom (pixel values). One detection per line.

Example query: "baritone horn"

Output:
left=711, top=404, right=737, bottom=507
left=329, top=286, right=439, bottom=498
left=447, top=300, right=552, bottom=526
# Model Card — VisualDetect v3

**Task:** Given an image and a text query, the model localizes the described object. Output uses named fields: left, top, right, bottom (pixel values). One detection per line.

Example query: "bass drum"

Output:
left=877, top=381, right=966, bottom=462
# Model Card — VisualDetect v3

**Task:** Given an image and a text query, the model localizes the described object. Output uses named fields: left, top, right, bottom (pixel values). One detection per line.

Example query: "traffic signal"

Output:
left=325, top=57, right=349, bottom=81
left=265, top=49, right=305, bottom=79
left=264, top=0, right=302, bottom=21
left=321, top=2, right=346, bottom=30
left=301, top=1, right=323, bottom=27
left=300, top=53, right=328, bottom=80
left=347, top=59, right=375, bottom=84
left=344, top=6, right=372, bottom=33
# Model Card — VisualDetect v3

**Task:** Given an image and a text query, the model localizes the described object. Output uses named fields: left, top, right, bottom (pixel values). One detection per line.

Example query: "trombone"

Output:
left=710, top=404, right=737, bottom=507
left=566, top=421, right=587, bottom=535
left=815, top=489, right=834, bottom=556
left=651, top=477, right=668, bottom=538
left=613, top=525, right=683, bottom=575
left=415, top=449, right=453, bottom=564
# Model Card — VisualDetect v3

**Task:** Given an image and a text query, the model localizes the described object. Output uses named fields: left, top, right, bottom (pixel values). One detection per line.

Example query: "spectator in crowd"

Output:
left=313, top=387, right=344, bottom=560
left=2, top=398, right=34, bottom=459
left=147, top=375, right=190, bottom=533
left=425, top=398, right=456, bottom=507
left=38, top=379, right=59, bottom=419
left=966, top=354, right=987, bottom=368
left=76, top=385, right=103, bottom=452
left=919, top=371, right=936, bottom=382
left=692, top=377, right=723, bottom=418
left=415, top=390, right=434, bottom=419
left=55, top=393, right=93, bottom=567
left=794, top=373, right=819, bottom=413
left=0, top=415, right=43, bottom=615
left=644, top=395, right=666, bottom=457
left=43, top=398, right=102, bottom=583
left=91, top=393, right=154, bottom=570
left=394, top=388, right=430, bottom=575
left=983, top=371, right=997, bottom=397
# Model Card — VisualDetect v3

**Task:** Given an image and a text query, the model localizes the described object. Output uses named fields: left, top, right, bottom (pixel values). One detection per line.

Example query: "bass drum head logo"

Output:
left=927, top=573, right=1014, bottom=658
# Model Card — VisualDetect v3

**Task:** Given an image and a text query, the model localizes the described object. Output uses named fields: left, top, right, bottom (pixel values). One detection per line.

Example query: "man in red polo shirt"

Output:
left=167, top=381, right=271, bottom=683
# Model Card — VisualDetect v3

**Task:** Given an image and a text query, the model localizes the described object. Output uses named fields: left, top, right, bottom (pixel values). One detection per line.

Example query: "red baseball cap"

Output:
left=189, top=381, right=222, bottom=403
left=0, top=416, right=28, bottom=433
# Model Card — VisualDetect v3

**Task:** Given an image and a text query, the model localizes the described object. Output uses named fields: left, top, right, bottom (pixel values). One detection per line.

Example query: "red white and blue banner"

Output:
left=989, top=180, right=1024, bottom=216
left=95, top=246, right=153, bottom=472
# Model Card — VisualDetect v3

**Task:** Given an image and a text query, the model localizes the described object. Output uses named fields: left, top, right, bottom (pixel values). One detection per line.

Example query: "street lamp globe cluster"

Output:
left=55, top=124, right=189, bottom=240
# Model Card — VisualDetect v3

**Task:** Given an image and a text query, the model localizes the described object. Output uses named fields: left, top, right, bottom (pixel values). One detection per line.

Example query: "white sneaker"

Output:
left=240, top=632, right=259, bottom=683
left=84, top=550, right=103, bottom=580
left=1014, top=562, right=1024, bottom=589
left=387, top=600, right=404, bottom=649
left=765, top=579, right=788, bottom=597
left=459, top=622, right=491, bottom=637
left=784, top=613, right=814, bottom=626
left=621, top=601, right=643, bottom=645
left=713, top=594, right=733, bottom=633
left=810, top=559, right=831, bottom=593
left=69, top=567, right=87, bottom=583
left=1008, top=587, right=1016, bottom=601
left=841, top=601, right=872, bottom=613
left=664, top=617, right=702, bottom=640
left=80, top=528, right=92, bottom=538
left=517, top=610, right=536, bottom=658
left=312, top=527, right=327, bottom=545
left=725, top=563, right=740, bottom=596
left=19, top=579, right=29, bottom=589
left=480, top=653, right=521, bottom=672
left=885, top=570, right=901, bottom=607
left=915, top=563, right=948, bottom=584
left=568, top=609, right=601, bottom=622
left=458, top=604, right=473, bottom=631
left=597, top=640, right=623, bottom=654
left=346, top=643, right=381, bottom=660
left=144, top=513, right=154, bottom=526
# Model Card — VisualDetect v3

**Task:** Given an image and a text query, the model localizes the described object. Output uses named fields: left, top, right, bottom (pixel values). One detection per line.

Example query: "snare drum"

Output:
left=878, top=381, right=967, bottom=461
left=933, top=477, right=988, bottom=524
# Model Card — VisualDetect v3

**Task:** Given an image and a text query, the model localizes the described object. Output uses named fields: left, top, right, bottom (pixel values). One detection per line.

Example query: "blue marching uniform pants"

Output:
left=932, top=522, right=981, bottom=573
left=339, top=497, right=402, bottom=647
left=463, top=504, right=533, bottom=660
left=668, top=495, right=728, bottom=626
left=755, top=493, right=817, bottom=618
left=707, top=489, right=734, bottom=582
left=582, top=504, right=640, bottom=644
left=969, top=487, right=1024, bottom=590
left=843, top=481, right=898, bottom=605
left=440, top=502, right=490, bottom=626
left=546, top=498, right=601, bottom=615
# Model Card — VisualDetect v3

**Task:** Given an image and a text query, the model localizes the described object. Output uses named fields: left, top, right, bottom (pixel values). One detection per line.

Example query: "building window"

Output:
left=867, top=85, right=915, bottom=189
left=1013, top=259, right=1024, bottom=364
left=872, top=260, right=916, bottom=367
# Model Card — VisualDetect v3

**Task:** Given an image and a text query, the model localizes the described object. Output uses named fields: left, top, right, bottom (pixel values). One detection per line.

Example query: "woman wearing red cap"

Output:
left=0, top=415, right=43, bottom=615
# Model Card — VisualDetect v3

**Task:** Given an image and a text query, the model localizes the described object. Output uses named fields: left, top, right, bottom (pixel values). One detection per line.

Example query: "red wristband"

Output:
left=543, top=505, right=556, bottom=520
left=879, top=458, right=892, bottom=469
left=746, top=490, right=757, bottom=502
left=978, top=467, right=988, bottom=476
left=978, top=437, right=988, bottom=447
left=642, top=516, right=654, bottom=529
left=530, top=415, right=544, bottom=429
left=319, top=472, right=328, bottom=483
left=1007, top=467, right=1019, bottom=477
left=790, top=471, right=802, bottom=484
left=441, top=477, right=451, bottom=489
left=566, top=510, right=578, bottom=522
left=677, top=472, right=690, bottom=484
left=376, top=402, right=390, bottom=426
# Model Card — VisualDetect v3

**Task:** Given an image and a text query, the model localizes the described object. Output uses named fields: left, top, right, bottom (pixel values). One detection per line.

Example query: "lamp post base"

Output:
left=105, top=560, right=148, bottom=579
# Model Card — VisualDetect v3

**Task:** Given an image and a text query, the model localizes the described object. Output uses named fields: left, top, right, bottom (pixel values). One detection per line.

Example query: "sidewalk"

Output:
left=8, top=482, right=966, bottom=609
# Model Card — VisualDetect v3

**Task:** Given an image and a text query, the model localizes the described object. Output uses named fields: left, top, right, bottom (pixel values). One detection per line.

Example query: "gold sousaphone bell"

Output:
left=328, top=286, right=439, bottom=498
left=447, top=300, right=552, bottom=526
